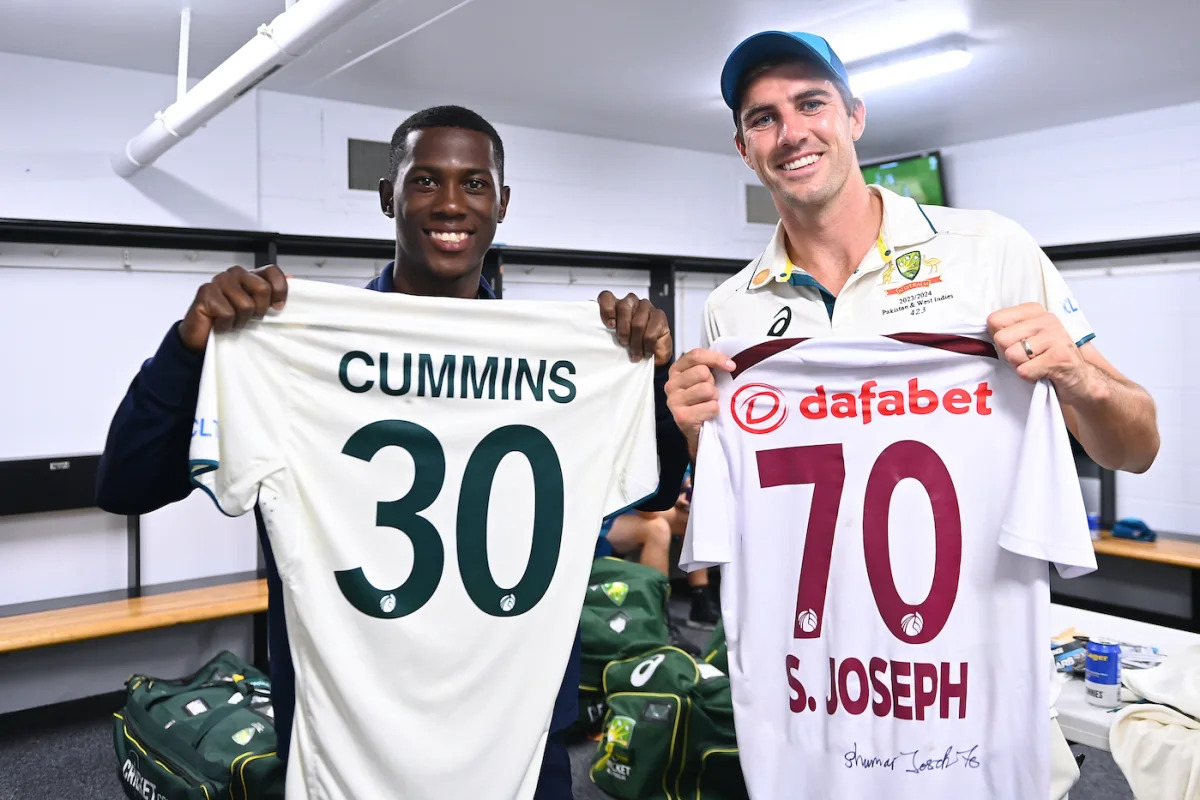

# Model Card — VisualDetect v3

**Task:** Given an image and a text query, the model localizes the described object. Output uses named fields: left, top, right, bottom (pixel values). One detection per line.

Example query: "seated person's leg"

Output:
left=660, top=484, right=720, bottom=630
left=604, top=511, right=671, bottom=576
left=685, top=564, right=720, bottom=630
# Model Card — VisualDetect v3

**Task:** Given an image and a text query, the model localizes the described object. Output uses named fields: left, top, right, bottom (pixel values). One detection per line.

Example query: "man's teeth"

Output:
left=431, top=231, right=469, bottom=242
left=782, top=154, right=821, bottom=170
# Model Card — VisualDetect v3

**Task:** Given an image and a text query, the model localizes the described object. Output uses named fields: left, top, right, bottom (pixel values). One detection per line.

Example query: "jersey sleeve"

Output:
left=700, top=296, right=719, bottom=350
left=188, top=331, right=288, bottom=516
left=679, top=420, right=736, bottom=572
left=997, top=379, right=1098, bottom=578
left=602, top=360, right=661, bottom=516
left=998, top=217, right=1095, bottom=347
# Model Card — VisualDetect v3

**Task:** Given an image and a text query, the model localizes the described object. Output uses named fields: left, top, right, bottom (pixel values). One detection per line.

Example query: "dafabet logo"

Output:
left=731, top=383, right=788, bottom=434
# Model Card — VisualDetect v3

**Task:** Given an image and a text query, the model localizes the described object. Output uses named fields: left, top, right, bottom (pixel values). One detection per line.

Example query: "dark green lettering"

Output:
left=336, top=421, right=446, bottom=618
left=419, top=354, right=456, bottom=397
left=379, top=353, right=412, bottom=396
left=460, top=356, right=499, bottom=399
left=515, top=359, right=546, bottom=401
left=339, top=351, right=374, bottom=393
left=337, top=421, right=565, bottom=620
left=501, top=357, right=513, bottom=400
left=457, top=425, right=564, bottom=616
left=549, top=360, right=577, bottom=403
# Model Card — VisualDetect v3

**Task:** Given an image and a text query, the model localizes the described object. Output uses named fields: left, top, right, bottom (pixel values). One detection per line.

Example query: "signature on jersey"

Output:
left=844, top=742, right=982, bottom=773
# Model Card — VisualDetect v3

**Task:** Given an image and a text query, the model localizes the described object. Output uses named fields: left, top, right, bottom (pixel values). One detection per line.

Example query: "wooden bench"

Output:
left=1053, top=531, right=1200, bottom=633
left=0, top=456, right=271, bottom=672
left=1092, top=531, right=1200, bottom=570
left=0, top=579, right=268, bottom=655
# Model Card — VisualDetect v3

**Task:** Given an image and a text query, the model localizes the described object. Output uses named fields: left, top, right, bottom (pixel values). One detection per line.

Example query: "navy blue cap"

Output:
left=721, top=31, right=851, bottom=111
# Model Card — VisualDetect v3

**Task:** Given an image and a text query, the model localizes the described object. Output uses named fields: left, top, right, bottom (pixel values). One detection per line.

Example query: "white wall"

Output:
left=1057, top=256, right=1200, bottom=536
left=0, top=53, right=259, bottom=231
left=257, top=89, right=770, bottom=258
left=675, top=270, right=729, bottom=356
left=4, top=51, right=1197, bottom=258
left=0, top=52, right=768, bottom=259
left=941, top=101, right=1200, bottom=246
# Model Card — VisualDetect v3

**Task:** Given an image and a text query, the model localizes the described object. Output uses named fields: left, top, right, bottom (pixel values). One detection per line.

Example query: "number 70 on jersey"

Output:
left=759, top=440, right=962, bottom=646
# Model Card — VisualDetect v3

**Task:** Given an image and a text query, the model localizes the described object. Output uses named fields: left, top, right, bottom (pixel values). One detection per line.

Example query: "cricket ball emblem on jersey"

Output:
left=731, top=383, right=788, bottom=434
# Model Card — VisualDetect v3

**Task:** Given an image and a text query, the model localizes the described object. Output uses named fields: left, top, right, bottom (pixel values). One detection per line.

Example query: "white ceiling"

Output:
left=3, top=0, right=1199, bottom=161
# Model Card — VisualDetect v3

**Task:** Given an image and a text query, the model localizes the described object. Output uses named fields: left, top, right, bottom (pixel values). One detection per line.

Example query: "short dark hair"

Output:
left=387, top=105, right=505, bottom=184
left=732, top=56, right=855, bottom=139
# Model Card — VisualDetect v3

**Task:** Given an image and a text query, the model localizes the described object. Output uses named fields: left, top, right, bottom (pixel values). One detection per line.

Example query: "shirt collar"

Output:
left=366, top=261, right=496, bottom=299
left=746, top=186, right=939, bottom=291
left=877, top=185, right=940, bottom=251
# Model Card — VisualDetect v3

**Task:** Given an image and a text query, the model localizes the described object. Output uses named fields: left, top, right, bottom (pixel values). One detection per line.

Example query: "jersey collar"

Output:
left=746, top=186, right=940, bottom=292
left=366, top=261, right=496, bottom=299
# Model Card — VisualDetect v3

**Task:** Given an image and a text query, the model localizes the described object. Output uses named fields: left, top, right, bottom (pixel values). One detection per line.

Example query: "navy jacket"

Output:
left=95, top=267, right=689, bottom=762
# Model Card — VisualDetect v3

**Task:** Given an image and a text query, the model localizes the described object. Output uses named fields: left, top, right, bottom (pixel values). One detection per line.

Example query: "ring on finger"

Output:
left=1021, top=339, right=1035, bottom=360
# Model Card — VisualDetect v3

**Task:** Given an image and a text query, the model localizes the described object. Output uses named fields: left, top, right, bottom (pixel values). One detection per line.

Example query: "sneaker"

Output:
left=686, top=587, right=720, bottom=631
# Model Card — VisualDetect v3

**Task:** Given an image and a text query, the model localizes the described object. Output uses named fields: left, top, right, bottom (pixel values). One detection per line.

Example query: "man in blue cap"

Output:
left=665, top=29, right=1159, bottom=800
left=668, top=27, right=1156, bottom=509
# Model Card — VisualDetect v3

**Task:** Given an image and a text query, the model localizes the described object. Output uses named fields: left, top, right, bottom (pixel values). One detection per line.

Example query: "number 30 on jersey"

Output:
left=337, top=420, right=564, bottom=619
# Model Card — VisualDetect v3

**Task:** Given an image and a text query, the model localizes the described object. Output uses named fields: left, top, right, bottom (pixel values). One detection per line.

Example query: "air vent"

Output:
left=347, top=138, right=391, bottom=191
left=745, top=184, right=780, bottom=225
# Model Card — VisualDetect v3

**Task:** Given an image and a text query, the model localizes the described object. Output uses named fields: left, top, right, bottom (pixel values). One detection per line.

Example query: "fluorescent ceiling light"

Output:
left=849, top=46, right=972, bottom=95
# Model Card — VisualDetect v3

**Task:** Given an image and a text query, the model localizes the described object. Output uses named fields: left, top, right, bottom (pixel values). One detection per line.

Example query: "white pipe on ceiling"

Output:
left=177, top=7, right=191, bottom=103
left=112, top=0, right=383, bottom=177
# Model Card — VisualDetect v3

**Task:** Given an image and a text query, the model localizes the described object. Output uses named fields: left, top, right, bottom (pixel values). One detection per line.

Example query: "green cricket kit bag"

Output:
left=675, top=676, right=748, bottom=800
left=591, top=646, right=748, bottom=799
left=579, top=556, right=671, bottom=693
left=593, top=690, right=689, bottom=799
left=573, top=556, right=672, bottom=738
left=113, top=650, right=284, bottom=800
left=602, top=645, right=709, bottom=697
left=590, top=646, right=703, bottom=798
left=703, top=618, right=728, bottom=675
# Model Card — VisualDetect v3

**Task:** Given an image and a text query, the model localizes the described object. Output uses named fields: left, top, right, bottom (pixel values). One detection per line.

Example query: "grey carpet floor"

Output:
left=0, top=716, right=1132, bottom=800
left=0, top=597, right=1135, bottom=799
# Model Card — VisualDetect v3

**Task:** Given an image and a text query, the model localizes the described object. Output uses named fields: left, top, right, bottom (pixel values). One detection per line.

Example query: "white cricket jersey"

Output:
left=189, top=279, right=659, bottom=800
left=680, top=330, right=1096, bottom=800
left=700, top=186, right=1095, bottom=348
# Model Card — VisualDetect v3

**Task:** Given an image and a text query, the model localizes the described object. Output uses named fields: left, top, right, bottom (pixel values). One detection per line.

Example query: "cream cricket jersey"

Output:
left=681, top=330, right=1096, bottom=799
left=189, top=279, right=659, bottom=800
left=701, top=186, right=1095, bottom=347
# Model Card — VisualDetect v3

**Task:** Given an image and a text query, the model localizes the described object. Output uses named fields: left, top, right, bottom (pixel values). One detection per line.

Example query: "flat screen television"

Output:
left=860, top=151, right=947, bottom=206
